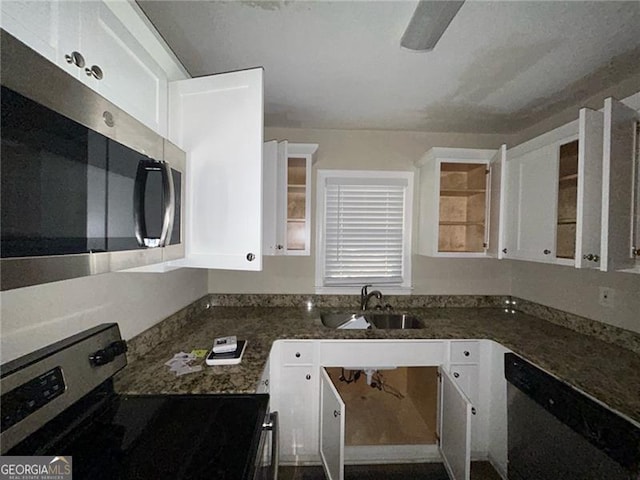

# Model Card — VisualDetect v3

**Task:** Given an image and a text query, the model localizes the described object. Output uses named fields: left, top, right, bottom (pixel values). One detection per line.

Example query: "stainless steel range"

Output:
left=0, top=324, right=277, bottom=479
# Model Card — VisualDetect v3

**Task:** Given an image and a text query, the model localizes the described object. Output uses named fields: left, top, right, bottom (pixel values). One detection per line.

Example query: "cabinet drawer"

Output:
left=319, top=340, right=446, bottom=367
left=450, top=341, right=479, bottom=363
left=280, top=341, right=317, bottom=365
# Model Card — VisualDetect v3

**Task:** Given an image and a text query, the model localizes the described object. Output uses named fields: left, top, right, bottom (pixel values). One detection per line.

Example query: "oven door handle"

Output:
left=263, top=411, right=279, bottom=480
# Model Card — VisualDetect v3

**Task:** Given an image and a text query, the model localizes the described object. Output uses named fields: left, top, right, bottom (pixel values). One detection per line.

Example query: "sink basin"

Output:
left=320, top=312, right=423, bottom=329
left=320, top=312, right=369, bottom=329
left=366, top=314, right=423, bottom=329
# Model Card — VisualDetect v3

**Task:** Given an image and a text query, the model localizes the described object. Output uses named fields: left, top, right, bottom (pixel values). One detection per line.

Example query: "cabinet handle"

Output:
left=632, top=248, right=640, bottom=257
left=305, top=374, right=311, bottom=380
left=333, top=410, right=340, bottom=418
left=463, top=351, right=470, bottom=357
left=453, top=372, right=460, bottom=378
left=502, top=248, right=507, bottom=254
left=276, top=244, right=284, bottom=250
left=583, top=253, right=600, bottom=262
left=543, top=249, right=551, bottom=255
left=65, top=51, right=85, bottom=68
left=246, top=253, right=256, bottom=262
left=295, top=352, right=301, bottom=358
left=85, top=65, right=104, bottom=80
left=472, top=407, right=477, bottom=415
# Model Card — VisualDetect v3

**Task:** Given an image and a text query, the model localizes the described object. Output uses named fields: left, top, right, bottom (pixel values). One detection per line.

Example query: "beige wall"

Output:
left=209, top=125, right=640, bottom=335
left=209, top=127, right=514, bottom=296
left=510, top=261, right=640, bottom=333
left=0, top=269, right=208, bottom=363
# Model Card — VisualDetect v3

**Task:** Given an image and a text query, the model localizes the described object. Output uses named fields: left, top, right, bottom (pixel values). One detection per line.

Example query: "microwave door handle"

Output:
left=159, top=162, right=175, bottom=247
left=133, top=160, right=149, bottom=247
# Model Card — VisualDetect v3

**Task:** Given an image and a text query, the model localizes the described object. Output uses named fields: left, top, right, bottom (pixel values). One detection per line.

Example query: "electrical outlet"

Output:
left=598, top=287, right=615, bottom=308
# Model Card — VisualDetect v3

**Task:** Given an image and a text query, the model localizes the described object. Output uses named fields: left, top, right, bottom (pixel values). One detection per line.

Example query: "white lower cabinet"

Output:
left=320, top=368, right=345, bottom=480
left=319, top=363, right=472, bottom=480
left=439, top=368, right=473, bottom=480
left=269, top=341, right=320, bottom=463
left=269, top=339, right=508, bottom=479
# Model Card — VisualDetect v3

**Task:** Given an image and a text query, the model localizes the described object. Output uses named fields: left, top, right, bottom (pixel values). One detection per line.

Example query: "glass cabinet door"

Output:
left=286, top=156, right=308, bottom=252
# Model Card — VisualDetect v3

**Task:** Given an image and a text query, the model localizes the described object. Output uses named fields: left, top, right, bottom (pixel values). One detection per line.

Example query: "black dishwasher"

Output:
left=505, top=353, right=640, bottom=480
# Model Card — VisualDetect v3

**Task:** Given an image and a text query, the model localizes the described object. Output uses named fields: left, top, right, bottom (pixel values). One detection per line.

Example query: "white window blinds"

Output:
left=317, top=172, right=413, bottom=289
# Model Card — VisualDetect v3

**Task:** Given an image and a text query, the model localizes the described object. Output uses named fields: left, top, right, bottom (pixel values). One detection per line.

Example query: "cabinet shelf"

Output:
left=439, top=221, right=485, bottom=226
left=559, top=173, right=578, bottom=183
left=440, top=189, right=486, bottom=197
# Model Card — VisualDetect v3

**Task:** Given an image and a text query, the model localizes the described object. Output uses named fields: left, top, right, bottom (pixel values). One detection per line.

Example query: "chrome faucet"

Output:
left=360, top=284, right=383, bottom=311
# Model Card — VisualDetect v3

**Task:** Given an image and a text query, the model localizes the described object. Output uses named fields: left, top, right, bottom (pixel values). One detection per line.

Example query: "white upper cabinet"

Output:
left=263, top=141, right=318, bottom=256
left=575, top=108, right=604, bottom=268
left=489, top=145, right=507, bottom=259
left=79, top=2, right=168, bottom=135
left=502, top=113, right=608, bottom=267
left=503, top=142, right=562, bottom=262
left=0, top=0, right=172, bottom=135
left=0, top=1, right=80, bottom=78
left=417, top=147, right=503, bottom=257
left=169, top=68, right=264, bottom=271
left=600, top=97, right=640, bottom=273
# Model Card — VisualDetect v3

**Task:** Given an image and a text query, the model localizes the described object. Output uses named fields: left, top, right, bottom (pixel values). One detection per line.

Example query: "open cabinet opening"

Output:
left=324, top=367, right=438, bottom=447
left=556, top=140, right=579, bottom=259
left=438, top=163, right=487, bottom=253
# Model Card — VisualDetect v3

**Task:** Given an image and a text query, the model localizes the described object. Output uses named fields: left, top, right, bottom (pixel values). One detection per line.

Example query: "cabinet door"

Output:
left=576, top=108, right=604, bottom=268
left=503, top=145, right=557, bottom=262
left=488, top=145, right=507, bottom=258
left=169, top=68, right=264, bottom=270
left=0, top=0, right=80, bottom=79
left=263, top=140, right=279, bottom=255
left=320, top=368, right=345, bottom=480
left=439, top=368, right=472, bottom=480
left=278, top=366, right=317, bottom=459
left=601, top=97, right=640, bottom=272
left=80, top=2, right=168, bottom=135
left=449, top=365, right=479, bottom=406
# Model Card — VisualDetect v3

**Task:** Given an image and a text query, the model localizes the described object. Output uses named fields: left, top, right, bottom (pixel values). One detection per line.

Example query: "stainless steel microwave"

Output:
left=0, top=31, right=185, bottom=290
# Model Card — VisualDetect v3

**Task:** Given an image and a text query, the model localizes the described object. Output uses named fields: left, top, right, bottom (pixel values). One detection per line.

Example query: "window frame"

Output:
left=314, top=169, right=414, bottom=294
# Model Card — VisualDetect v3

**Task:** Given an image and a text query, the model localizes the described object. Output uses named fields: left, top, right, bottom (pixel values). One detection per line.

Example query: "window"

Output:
left=315, top=170, right=413, bottom=293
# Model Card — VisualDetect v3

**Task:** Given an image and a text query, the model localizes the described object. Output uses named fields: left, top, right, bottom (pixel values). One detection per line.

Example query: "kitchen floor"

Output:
left=280, top=461, right=502, bottom=480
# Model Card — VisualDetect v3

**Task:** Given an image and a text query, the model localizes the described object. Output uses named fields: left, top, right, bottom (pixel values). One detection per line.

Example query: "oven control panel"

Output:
left=1, top=367, right=65, bottom=433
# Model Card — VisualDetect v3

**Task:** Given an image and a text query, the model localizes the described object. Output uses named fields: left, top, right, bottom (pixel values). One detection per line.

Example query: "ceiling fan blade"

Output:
left=401, top=0, right=465, bottom=51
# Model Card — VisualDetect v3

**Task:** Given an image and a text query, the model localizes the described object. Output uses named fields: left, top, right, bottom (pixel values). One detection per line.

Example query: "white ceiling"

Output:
left=138, top=0, right=640, bottom=134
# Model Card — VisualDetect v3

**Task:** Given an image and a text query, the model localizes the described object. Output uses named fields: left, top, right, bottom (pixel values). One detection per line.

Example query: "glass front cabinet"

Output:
left=263, top=141, right=318, bottom=256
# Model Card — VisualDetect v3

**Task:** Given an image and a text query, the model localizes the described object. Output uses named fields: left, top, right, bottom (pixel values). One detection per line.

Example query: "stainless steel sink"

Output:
left=320, top=312, right=422, bottom=329
left=320, top=312, right=369, bottom=329
left=366, top=313, right=423, bottom=329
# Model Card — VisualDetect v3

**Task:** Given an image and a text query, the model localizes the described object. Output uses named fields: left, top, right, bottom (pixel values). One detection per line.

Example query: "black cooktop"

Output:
left=8, top=386, right=269, bottom=480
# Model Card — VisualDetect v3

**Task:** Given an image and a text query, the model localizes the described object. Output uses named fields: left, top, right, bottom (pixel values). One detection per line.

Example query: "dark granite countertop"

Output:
left=114, top=306, right=640, bottom=424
